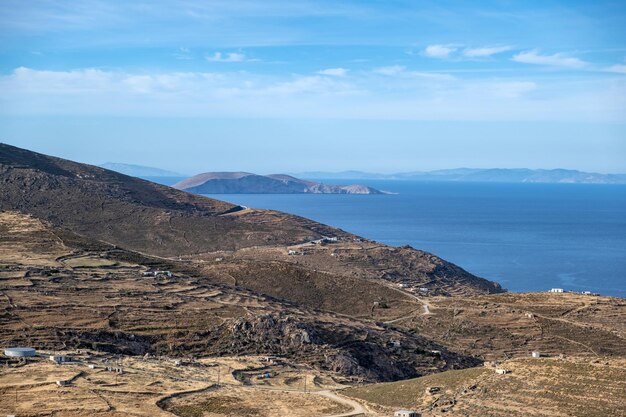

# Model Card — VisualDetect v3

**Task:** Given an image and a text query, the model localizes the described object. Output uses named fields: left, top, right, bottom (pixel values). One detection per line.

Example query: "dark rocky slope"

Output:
left=0, top=144, right=346, bottom=257
left=0, top=143, right=503, bottom=295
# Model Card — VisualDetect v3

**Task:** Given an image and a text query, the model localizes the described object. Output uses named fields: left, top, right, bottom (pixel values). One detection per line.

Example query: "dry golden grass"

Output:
left=165, top=386, right=351, bottom=417
left=345, top=357, right=626, bottom=417
left=0, top=355, right=351, bottom=417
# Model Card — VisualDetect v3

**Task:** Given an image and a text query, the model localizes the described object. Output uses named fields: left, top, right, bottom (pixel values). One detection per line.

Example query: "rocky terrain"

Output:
left=173, top=171, right=386, bottom=194
left=387, top=292, right=626, bottom=361
left=0, top=210, right=479, bottom=383
left=1, top=143, right=624, bottom=416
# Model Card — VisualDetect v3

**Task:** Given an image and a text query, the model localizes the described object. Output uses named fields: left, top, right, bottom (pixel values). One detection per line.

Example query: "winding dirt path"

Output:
left=316, top=390, right=367, bottom=417
left=383, top=283, right=433, bottom=325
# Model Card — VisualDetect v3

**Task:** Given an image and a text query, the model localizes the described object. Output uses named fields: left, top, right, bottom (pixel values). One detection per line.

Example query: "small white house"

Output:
left=525, top=312, right=534, bottom=318
left=532, top=351, right=541, bottom=358
left=287, top=250, right=298, bottom=255
left=394, top=411, right=419, bottom=417
left=50, top=355, right=71, bottom=364
left=495, top=368, right=511, bottom=375
left=549, top=288, right=564, bottom=293
left=56, top=380, right=70, bottom=386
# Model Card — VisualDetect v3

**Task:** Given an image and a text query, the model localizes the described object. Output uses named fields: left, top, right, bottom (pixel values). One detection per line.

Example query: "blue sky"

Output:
left=1, top=0, right=625, bottom=173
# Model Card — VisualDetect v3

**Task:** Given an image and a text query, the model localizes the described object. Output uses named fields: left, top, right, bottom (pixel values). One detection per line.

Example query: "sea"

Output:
left=148, top=178, right=626, bottom=298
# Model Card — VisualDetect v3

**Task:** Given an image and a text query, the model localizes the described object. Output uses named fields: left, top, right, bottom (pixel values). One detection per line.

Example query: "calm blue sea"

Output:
left=148, top=178, right=626, bottom=297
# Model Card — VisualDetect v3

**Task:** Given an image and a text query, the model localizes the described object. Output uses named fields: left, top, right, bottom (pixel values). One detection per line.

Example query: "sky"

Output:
left=0, top=0, right=625, bottom=174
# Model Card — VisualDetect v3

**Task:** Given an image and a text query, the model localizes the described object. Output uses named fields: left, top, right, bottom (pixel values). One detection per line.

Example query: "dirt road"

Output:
left=383, top=283, right=433, bottom=324
left=316, top=390, right=367, bottom=417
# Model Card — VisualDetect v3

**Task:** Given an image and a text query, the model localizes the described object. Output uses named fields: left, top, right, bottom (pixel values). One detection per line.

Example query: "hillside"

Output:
left=344, top=357, right=626, bottom=416
left=388, top=292, right=626, bottom=361
left=0, top=210, right=480, bottom=383
left=0, top=145, right=624, bottom=417
left=0, top=144, right=349, bottom=257
left=173, top=171, right=386, bottom=194
left=0, top=143, right=501, bottom=298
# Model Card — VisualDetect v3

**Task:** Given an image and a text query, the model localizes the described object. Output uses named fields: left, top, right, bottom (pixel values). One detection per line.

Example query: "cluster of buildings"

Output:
left=548, top=288, right=599, bottom=295
left=394, top=411, right=419, bottom=417
left=141, top=270, right=173, bottom=278
left=397, top=282, right=430, bottom=295
left=310, top=236, right=340, bottom=245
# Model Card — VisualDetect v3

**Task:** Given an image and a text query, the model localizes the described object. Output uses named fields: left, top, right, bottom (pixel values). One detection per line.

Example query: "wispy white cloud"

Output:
left=463, top=46, right=512, bottom=58
left=512, top=50, right=588, bottom=68
left=317, top=68, right=348, bottom=77
left=206, top=52, right=246, bottom=62
left=373, top=66, right=454, bottom=81
left=174, top=47, right=193, bottom=60
left=1, top=67, right=625, bottom=123
left=605, top=63, right=626, bottom=74
left=424, top=44, right=457, bottom=59
left=373, top=65, right=405, bottom=76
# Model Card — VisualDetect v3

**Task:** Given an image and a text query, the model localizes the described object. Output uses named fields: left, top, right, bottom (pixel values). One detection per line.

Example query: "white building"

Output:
left=531, top=351, right=541, bottom=358
left=394, top=411, right=419, bottom=417
left=549, top=288, right=564, bottom=293
left=495, top=368, right=511, bottom=375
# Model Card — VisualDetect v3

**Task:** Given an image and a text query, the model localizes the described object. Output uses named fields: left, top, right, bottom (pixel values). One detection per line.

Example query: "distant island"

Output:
left=99, top=162, right=182, bottom=177
left=173, top=172, right=388, bottom=194
left=295, top=168, right=626, bottom=184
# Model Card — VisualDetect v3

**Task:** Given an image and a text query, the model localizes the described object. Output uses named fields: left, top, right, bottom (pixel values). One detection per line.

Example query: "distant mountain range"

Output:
left=295, top=168, right=626, bottom=184
left=99, top=162, right=182, bottom=177
left=98, top=163, right=626, bottom=185
left=173, top=172, right=388, bottom=194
